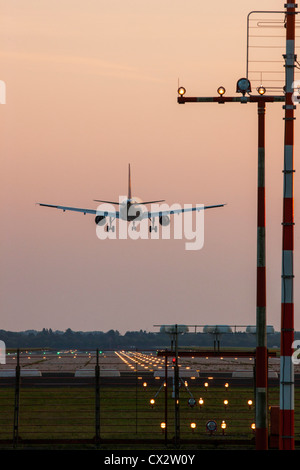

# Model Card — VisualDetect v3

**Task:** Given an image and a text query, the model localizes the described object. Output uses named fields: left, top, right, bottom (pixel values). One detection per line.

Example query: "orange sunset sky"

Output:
left=0, top=0, right=299, bottom=333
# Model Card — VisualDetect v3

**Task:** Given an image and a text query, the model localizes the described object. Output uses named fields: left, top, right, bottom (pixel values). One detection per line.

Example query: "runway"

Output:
left=0, top=349, right=299, bottom=388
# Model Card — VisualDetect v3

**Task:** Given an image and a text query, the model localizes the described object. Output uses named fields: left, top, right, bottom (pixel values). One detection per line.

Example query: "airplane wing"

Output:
left=141, top=204, right=226, bottom=219
left=37, top=203, right=120, bottom=218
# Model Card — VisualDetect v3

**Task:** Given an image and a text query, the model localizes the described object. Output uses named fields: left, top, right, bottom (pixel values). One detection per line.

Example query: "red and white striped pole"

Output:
left=279, top=0, right=296, bottom=450
left=256, top=98, right=268, bottom=450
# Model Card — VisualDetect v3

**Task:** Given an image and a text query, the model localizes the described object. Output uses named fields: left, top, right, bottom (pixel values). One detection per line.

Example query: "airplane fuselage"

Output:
left=119, top=198, right=144, bottom=222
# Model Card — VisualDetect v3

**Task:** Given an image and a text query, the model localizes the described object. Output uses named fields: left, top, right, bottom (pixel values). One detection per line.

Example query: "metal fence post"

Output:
left=174, top=325, right=180, bottom=447
left=95, top=348, right=100, bottom=446
left=13, top=349, right=20, bottom=448
left=164, top=349, right=168, bottom=445
left=135, top=348, right=138, bottom=434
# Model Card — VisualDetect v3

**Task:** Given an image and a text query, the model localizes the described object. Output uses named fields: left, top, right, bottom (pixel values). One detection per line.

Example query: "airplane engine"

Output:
left=95, top=215, right=106, bottom=226
left=159, top=215, right=170, bottom=226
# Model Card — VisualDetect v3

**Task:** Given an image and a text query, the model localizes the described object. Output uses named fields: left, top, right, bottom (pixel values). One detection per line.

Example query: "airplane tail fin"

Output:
left=128, top=163, right=132, bottom=200
left=94, top=164, right=132, bottom=205
left=94, top=164, right=165, bottom=205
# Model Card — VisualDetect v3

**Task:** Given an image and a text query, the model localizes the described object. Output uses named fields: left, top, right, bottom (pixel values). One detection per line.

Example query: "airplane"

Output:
left=38, top=164, right=226, bottom=232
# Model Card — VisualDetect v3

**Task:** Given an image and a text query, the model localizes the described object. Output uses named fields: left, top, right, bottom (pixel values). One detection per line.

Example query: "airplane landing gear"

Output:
left=106, top=217, right=115, bottom=232
left=149, top=219, right=157, bottom=233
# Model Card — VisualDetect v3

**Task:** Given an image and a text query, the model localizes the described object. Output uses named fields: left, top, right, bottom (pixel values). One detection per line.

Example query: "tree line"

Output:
left=0, top=328, right=293, bottom=350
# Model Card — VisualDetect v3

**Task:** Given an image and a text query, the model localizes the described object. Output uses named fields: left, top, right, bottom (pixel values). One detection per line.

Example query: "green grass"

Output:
left=0, top=384, right=298, bottom=447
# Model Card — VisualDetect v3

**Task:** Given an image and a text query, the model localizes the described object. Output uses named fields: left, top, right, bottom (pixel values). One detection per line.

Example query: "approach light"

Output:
left=160, top=422, right=166, bottom=431
left=217, top=86, right=226, bottom=96
left=236, top=77, right=251, bottom=96
left=150, top=398, right=155, bottom=408
left=221, top=420, right=227, bottom=434
left=257, top=85, right=266, bottom=95
left=248, top=399, right=253, bottom=409
left=206, top=420, right=217, bottom=434
left=178, top=86, right=186, bottom=96
left=198, top=397, right=204, bottom=407
left=190, top=422, right=197, bottom=431
left=188, top=398, right=196, bottom=408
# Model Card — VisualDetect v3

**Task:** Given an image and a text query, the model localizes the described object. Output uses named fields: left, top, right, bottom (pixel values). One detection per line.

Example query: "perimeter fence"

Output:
left=0, top=348, right=299, bottom=449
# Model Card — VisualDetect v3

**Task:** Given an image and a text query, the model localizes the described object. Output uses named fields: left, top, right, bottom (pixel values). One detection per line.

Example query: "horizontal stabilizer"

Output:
left=135, top=200, right=165, bottom=205
left=93, top=200, right=120, bottom=205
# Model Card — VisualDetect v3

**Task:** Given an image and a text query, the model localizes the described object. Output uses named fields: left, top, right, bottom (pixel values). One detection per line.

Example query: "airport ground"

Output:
left=0, top=350, right=299, bottom=450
